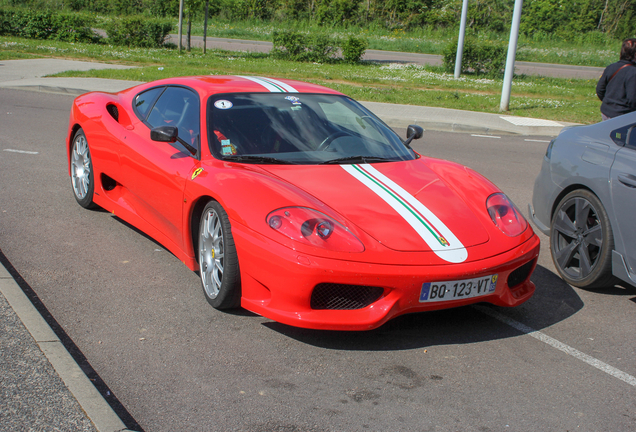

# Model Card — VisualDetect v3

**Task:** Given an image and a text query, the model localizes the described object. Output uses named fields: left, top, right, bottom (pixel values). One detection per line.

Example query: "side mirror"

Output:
left=407, top=125, right=424, bottom=141
left=404, top=124, right=424, bottom=148
left=151, top=126, right=178, bottom=143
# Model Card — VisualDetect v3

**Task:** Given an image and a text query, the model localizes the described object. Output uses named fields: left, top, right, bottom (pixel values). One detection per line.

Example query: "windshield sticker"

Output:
left=285, top=96, right=302, bottom=105
left=342, top=164, right=467, bottom=263
left=221, top=140, right=237, bottom=155
left=191, top=168, right=204, bottom=180
left=214, top=100, right=233, bottom=110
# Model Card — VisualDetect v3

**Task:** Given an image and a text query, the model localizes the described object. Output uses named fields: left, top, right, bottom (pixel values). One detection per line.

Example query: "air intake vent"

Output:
left=507, top=259, right=535, bottom=289
left=310, top=283, right=384, bottom=310
left=106, top=104, right=119, bottom=122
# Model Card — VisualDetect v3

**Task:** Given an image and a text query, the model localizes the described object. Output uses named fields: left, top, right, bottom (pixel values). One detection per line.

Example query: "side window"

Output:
left=134, top=87, right=163, bottom=120
left=627, top=126, right=636, bottom=150
left=147, top=87, right=200, bottom=146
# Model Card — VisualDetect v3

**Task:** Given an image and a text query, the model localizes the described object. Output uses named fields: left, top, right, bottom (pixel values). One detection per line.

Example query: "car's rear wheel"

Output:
left=198, top=201, right=241, bottom=309
left=70, top=128, right=96, bottom=209
left=550, top=189, right=616, bottom=288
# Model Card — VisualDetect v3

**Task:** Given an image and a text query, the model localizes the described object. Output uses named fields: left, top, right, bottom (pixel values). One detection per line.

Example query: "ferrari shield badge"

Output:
left=191, top=168, right=204, bottom=180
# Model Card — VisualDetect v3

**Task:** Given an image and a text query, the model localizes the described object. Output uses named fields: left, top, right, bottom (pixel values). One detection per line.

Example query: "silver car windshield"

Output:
left=207, top=93, right=415, bottom=164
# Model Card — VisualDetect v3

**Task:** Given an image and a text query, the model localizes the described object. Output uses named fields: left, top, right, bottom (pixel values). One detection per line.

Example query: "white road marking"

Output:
left=471, top=134, right=501, bottom=139
left=4, top=149, right=39, bottom=155
left=524, top=139, right=551, bottom=143
left=475, top=305, right=636, bottom=387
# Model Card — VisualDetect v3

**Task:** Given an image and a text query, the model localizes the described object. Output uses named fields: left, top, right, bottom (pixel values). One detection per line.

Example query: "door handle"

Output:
left=618, top=174, right=636, bottom=188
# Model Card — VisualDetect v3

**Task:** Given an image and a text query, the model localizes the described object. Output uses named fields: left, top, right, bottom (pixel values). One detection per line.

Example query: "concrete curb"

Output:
left=0, top=264, right=135, bottom=432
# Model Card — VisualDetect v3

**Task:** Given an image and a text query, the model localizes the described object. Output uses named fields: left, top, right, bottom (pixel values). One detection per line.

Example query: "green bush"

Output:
left=342, top=36, right=368, bottom=63
left=105, top=16, right=172, bottom=48
left=0, top=8, right=98, bottom=42
left=305, top=34, right=338, bottom=62
left=0, top=9, right=10, bottom=35
left=272, top=30, right=338, bottom=63
left=443, top=38, right=506, bottom=77
left=12, top=10, right=56, bottom=39
left=271, top=30, right=306, bottom=59
left=272, top=30, right=367, bottom=64
left=53, top=12, right=100, bottom=42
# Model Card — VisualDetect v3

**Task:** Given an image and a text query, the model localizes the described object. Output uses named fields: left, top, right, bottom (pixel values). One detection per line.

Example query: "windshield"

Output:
left=207, top=93, right=416, bottom=164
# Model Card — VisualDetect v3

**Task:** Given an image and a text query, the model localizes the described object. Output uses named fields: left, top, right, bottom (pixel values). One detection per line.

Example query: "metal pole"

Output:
left=203, top=1, right=209, bottom=54
left=454, top=0, right=469, bottom=79
left=500, top=0, right=523, bottom=111
left=178, top=0, right=184, bottom=54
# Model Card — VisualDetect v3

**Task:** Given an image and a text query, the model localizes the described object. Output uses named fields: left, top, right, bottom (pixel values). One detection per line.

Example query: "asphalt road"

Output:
left=169, top=35, right=605, bottom=80
left=0, top=88, right=634, bottom=432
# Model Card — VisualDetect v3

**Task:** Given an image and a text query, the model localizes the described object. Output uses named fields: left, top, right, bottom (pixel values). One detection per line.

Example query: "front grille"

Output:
left=310, top=283, right=384, bottom=310
left=507, top=259, right=535, bottom=289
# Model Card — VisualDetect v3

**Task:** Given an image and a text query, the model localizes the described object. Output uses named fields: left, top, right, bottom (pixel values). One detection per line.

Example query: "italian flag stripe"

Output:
left=352, top=164, right=449, bottom=247
left=237, top=76, right=298, bottom=93
left=342, top=164, right=468, bottom=263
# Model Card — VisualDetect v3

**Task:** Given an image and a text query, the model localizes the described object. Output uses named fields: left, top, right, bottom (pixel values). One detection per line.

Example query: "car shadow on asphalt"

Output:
left=262, top=264, right=585, bottom=350
left=577, top=282, right=636, bottom=296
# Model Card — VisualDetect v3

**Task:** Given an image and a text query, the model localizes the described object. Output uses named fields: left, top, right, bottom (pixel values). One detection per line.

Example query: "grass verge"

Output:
left=0, top=36, right=600, bottom=124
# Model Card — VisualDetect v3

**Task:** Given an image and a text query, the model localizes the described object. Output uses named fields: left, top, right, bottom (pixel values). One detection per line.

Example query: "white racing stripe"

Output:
left=342, top=164, right=467, bottom=263
left=237, top=75, right=298, bottom=93
left=475, top=305, right=636, bottom=387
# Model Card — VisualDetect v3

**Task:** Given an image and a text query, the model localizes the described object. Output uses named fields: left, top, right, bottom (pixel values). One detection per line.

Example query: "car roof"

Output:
left=128, top=75, right=344, bottom=99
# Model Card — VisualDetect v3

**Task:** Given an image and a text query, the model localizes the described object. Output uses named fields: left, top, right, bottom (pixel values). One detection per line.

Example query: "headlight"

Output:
left=267, top=207, right=364, bottom=252
left=487, top=193, right=528, bottom=237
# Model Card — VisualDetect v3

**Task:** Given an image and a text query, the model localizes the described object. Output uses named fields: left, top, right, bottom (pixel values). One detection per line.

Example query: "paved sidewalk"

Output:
left=0, top=58, right=579, bottom=136
left=0, top=57, right=579, bottom=432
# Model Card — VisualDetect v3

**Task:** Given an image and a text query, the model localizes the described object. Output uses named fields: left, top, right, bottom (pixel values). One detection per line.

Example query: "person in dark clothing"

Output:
left=597, top=38, right=636, bottom=120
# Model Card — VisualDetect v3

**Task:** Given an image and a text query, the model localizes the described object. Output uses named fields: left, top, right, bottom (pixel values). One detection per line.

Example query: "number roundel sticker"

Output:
left=214, top=100, right=233, bottom=110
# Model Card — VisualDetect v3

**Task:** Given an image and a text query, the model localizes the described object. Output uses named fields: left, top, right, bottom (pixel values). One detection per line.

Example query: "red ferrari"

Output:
left=67, top=75, right=539, bottom=330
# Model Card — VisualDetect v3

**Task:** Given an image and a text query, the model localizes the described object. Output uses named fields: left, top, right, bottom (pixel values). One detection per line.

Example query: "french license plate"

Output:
left=419, top=274, right=498, bottom=303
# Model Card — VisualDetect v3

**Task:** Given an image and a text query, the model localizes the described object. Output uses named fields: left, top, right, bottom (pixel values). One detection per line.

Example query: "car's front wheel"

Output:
left=550, top=189, right=616, bottom=288
left=198, top=201, right=241, bottom=309
left=70, top=128, right=96, bottom=209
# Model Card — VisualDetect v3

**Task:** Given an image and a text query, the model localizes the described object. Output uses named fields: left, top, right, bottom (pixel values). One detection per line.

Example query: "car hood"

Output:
left=259, top=160, right=490, bottom=263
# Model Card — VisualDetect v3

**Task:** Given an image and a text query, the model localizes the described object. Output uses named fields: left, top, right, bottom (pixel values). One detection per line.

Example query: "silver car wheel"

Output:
left=70, top=129, right=96, bottom=209
left=71, top=133, right=91, bottom=200
left=200, top=207, right=225, bottom=299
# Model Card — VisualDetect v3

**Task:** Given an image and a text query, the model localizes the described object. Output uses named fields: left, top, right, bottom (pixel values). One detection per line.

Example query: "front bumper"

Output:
left=233, top=224, right=541, bottom=331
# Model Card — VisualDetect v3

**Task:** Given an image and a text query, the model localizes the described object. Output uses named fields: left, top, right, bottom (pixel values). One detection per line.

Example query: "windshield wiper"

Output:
left=321, top=155, right=393, bottom=165
left=222, top=155, right=297, bottom=164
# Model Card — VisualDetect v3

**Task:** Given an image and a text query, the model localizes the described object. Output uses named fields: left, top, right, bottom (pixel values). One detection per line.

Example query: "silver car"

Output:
left=529, top=114, right=636, bottom=288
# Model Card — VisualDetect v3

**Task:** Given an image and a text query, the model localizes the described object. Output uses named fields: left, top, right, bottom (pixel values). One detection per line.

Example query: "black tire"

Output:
left=550, top=189, right=616, bottom=288
left=198, top=201, right=241, bottom=309
left=70, top=129, right=96, bottom=209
